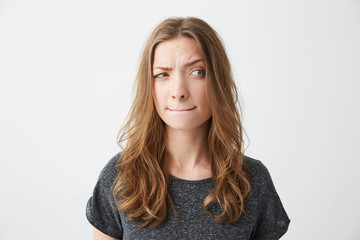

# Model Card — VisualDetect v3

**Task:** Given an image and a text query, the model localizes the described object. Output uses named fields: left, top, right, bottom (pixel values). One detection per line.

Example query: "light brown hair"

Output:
left=113, top=17, right=251, bottom=228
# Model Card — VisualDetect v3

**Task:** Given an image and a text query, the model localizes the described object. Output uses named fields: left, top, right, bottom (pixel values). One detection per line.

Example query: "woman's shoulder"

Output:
left=96, top=152, right=121, bottom=185
left=243, top=155, right=275, bottom=187
left=243, top=155, right=290, bottom=237
left=243, top=155, right=267, bottom=175
left=86, top=152, right=123, bottom=238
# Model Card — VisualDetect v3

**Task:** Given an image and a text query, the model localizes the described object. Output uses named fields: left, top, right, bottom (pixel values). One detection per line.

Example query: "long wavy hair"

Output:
left=112, top=17, right=251, bottom=228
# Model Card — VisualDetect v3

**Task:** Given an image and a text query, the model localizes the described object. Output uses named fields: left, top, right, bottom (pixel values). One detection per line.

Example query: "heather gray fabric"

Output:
left=86, top=153, right=290, bottom=239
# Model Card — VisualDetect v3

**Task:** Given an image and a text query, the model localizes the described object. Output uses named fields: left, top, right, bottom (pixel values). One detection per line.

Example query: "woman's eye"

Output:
left=154, top=73, right=168, bottom=78
left=191, top=70, right=205, bottom=77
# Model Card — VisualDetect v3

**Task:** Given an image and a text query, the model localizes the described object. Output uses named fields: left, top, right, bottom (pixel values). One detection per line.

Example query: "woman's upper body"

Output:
left=86, top=153, right=290, bottom=239
left=86, top=17, right=290, bottom=239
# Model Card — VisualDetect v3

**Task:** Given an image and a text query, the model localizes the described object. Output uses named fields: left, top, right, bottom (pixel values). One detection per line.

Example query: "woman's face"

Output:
left=152, top=37, right=212, bottom=131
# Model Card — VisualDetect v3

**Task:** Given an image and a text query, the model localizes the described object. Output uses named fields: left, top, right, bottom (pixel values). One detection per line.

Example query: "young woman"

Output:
left=86, top=17, right=290, bottom=240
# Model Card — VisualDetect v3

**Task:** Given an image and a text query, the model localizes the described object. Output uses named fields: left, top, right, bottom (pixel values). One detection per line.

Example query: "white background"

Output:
left=1, top=0, right=359, bottom=239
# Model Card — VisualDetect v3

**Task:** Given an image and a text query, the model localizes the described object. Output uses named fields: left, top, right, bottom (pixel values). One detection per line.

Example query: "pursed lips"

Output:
left=167, top=107, right=196, bottom=112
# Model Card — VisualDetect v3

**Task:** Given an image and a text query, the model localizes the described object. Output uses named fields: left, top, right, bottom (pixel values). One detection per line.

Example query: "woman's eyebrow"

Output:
left=153, top=59, right=204, bottom=70
left=184, top=59, right=204, bottom=68
left=153, top=66, right=172, bottom=71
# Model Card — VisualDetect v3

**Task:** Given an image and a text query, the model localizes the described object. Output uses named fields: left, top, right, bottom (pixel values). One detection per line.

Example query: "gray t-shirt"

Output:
left=86, top=153, right=290, bottom=239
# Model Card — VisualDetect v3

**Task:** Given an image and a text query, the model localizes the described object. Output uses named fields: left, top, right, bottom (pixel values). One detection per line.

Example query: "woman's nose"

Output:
left=172, top=90, right=187, bottom=100
left=171, top=74, right=189, bottom=100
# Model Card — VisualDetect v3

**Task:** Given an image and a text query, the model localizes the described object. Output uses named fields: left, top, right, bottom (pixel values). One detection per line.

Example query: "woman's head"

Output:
left=152, top=36, right=212, bottom=132
left=133, top=17, right=239, bottom=137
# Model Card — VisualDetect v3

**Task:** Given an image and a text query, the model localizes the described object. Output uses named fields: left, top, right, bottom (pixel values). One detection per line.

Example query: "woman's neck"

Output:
left=165, top=121, right=212, bottom=180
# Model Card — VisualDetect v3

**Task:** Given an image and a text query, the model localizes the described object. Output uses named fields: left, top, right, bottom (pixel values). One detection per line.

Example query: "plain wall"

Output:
left=0, top=0, right=359, bottom=239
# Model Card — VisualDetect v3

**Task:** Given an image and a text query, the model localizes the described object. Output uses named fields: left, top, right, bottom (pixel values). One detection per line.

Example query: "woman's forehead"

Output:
left=152, top=37, right=203, bottom=68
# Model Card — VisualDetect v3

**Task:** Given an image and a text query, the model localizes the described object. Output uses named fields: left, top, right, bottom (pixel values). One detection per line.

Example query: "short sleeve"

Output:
left=86, top=153, right=123, bottom=239
left=248, top=159, right=290, bottom=240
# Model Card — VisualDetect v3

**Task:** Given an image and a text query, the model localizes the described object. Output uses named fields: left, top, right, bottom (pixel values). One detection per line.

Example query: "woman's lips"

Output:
left=167, top=107, right=196, bottom=112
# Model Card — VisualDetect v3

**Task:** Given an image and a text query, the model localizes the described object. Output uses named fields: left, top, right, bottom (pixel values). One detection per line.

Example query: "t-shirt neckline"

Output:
left=170, top=175, right=213, bottom=184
